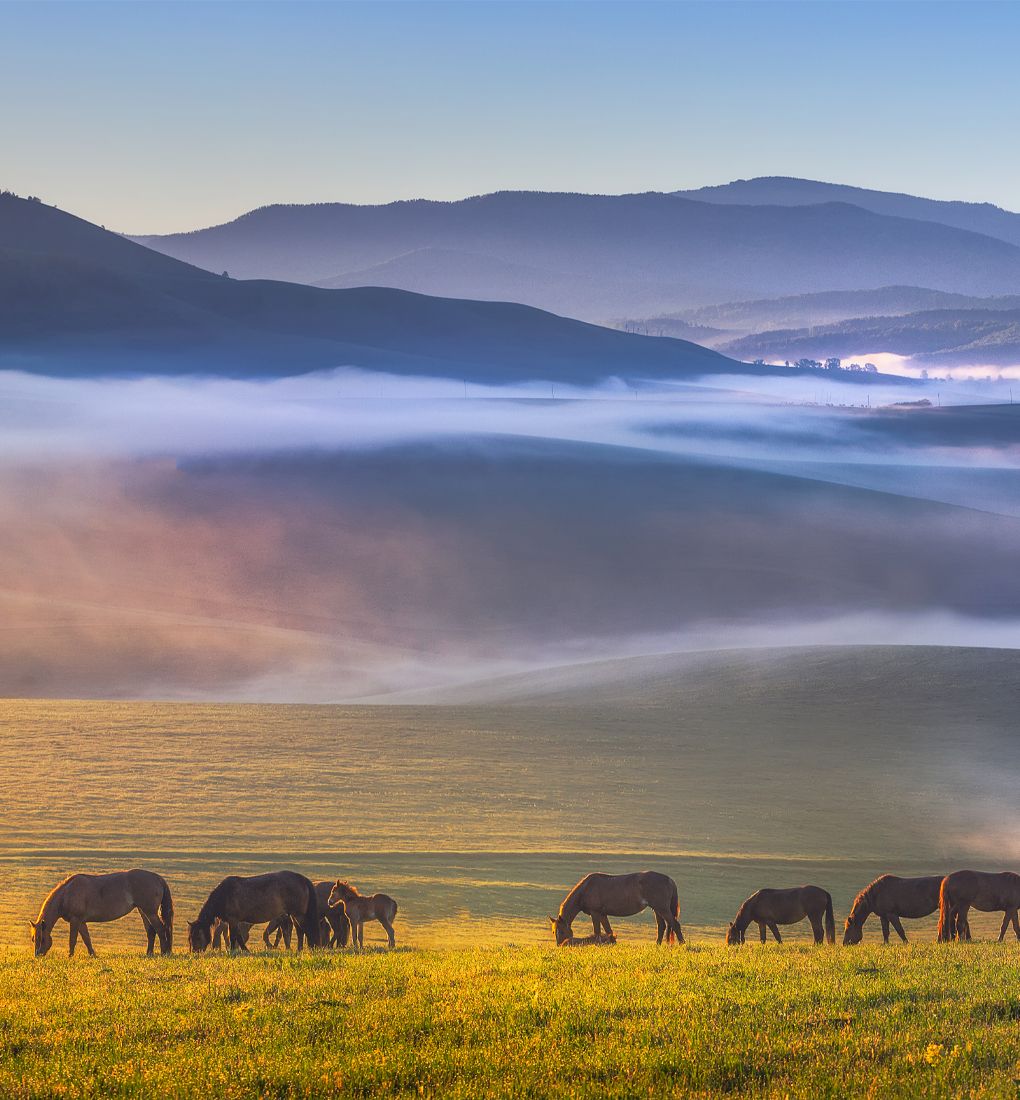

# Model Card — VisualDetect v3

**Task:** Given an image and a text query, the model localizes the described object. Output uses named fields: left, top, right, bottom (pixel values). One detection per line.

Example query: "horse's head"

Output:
left=548, top=915, right=572, bottom=946
left=329, top=880, right=353, bottom=907
left=29, top=919, right=52, bottom=957
left=842, top=916, right=864, bottom=945
left=724, top=922, right=744, bottom=946
left=187, top=920, right=211, bottom=953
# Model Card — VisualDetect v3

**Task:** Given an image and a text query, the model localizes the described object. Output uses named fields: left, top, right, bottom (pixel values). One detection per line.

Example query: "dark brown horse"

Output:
left=30, top=869, right=173, bottom=957
left=274, top=881, right=352, bottom=949
left=550, top=871, right=683, bottom=945
left=188, top=871, right=320, bottom=952
left=843, top=875, right=943, bottom=944
left=328, top=881, right=397, bottom=948
left=937, top=870, right=1020, bottom=942
left=726, top=885, right=834, bottom=945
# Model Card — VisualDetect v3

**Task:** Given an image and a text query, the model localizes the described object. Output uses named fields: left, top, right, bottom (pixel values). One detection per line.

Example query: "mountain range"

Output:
left=132, top=188, right=1020, bottom=323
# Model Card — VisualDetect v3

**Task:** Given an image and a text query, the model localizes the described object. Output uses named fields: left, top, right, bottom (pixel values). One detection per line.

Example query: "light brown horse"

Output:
left=188, top=871, right=320, bottom=952
left=328, top=881, right=397, bottom=948
left=726, top=885, right=834, bottom=945
left=843, top=875, right=943, bottom=944
left=29, top=869, right=173, bottom=957
left=937, top=870, right=1020, bottom=942
left=549, top=871, right=683, bottom=945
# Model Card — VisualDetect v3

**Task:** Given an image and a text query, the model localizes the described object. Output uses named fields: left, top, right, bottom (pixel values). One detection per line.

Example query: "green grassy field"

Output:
left=4, top=944, right=1020, bottom=1098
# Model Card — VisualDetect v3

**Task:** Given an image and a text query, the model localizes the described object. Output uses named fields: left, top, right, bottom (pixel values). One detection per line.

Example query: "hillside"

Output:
left=721, top=308, right=1020, bottom=367
left=0, top=193, right=742, bottom=382
left=677, top=176, right=1020, bottom=247
left=130, top=191, right=1020, bottom=320
left=630, top=286, right=1020, bottom=344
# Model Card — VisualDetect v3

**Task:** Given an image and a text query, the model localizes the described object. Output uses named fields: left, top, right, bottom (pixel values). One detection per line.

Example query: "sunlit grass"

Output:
left=3, top=943, right=1020, bottom=1097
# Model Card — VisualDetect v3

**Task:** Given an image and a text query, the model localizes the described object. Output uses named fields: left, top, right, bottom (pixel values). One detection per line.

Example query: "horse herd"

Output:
left=28, top=869, right=397, bottom=957
left=27, top=866, right=1020, bottom=957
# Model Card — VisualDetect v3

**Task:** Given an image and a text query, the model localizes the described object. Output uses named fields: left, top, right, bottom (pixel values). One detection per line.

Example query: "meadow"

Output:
left=4, top=944, right=1020, bottom=1098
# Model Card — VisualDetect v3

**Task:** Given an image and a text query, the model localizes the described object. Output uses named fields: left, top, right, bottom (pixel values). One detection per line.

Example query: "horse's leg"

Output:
left=757, top=921, right=766, bottom=943
left=140, top=911, right=157, bottom=956
left=655, top=913, right=666, bottom=945
left=358, top=921, right=365, bottom=948
left=1012, top=911, right=1020, bottom=940
left=960, top=905, right=972, bottom=941
left=79, top=923, right=97, bottom=957
left=68, top=920, right=79, bottom=957
left=879, top=915, right=890, bottom=944
left=600, top=916, right=614, bottom=937
left=768, top=922, right=783, bottom=944
left=998, top=912, right=1011, bottom=943
left=379, top=917, right=396, bottom=948
left=890, top=915, right=908, bottom=943
left=590, top=913, right=601, bottom=937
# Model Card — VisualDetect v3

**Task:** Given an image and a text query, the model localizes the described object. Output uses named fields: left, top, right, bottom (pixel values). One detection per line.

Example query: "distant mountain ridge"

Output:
left=131, top=189, right=1020, bottom=321
left=676, top=176, right=1020, bottom=248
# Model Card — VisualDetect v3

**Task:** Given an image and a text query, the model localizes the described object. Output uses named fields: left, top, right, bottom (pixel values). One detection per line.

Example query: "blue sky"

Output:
left=2, top=0, right=1018, bottom=232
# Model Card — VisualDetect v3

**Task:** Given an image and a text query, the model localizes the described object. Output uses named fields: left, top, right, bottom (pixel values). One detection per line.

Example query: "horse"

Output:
left=188, top=871, right=320, bottom=952
left=554, top=930, right=617, bottom=947
left=29, top=868, right=173, bottom=957
left=843, top=874, right=944, bottom=944
left=937, top=870, right=1020, bottom=942
left=549, top=871, right=683, bottom=945
left=726, top=885, right=834, bottom=945
left=328, top=881, right=397, bottom=948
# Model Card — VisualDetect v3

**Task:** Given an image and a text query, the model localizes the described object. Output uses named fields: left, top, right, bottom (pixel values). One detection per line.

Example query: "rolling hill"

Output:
left=720, top=308, right=1020, bottom=368
left=0, top=192, right=747, bottom=382
left=130, top=190, right=1020, bottom=321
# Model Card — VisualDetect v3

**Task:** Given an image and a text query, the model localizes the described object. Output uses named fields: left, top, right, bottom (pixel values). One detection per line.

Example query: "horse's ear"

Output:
left=548, top=916, right=557, bottom=925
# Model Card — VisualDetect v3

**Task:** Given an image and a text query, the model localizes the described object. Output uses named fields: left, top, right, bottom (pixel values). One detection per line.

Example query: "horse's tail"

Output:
left=668, top=883, right=684, bottom=944
left=159, top=879, right=174, bottom=952
left=303, top=877, right=321, bottom=948
left=824, top=892, right=835, bottom=944
left=937, top=876, right=954, bottom=943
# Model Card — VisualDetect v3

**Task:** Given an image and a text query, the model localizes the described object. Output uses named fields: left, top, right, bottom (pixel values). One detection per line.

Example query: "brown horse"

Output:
left=549, top=871, right=683, bottom=945
left=726, top=885, right=834, bottom=945
left=843, top=875, right=943, bottom=944
left=328, top=881, right=397, bottom=948
left=188, top=871, right=320, bottom=952
left=29, top=869, right=173, bottom=957
left=937, top=870, right=1020, bottom=942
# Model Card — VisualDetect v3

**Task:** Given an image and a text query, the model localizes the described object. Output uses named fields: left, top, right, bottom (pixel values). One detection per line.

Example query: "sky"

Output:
left=2, top=0, right=1019, bottom=233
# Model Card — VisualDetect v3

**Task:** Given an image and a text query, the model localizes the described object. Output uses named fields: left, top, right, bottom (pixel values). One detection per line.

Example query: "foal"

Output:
left=328, top=881, right=398, bottom=948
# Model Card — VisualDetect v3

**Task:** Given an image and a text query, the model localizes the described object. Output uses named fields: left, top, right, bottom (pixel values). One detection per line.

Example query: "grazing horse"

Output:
left=29, top=869, right=173, bottom=957
left=843, top=875, right=944, bottom=944
left=328, top=881, right=397, bottom=948
left=549, top=871, right=683, bottom=945
left=188, top=871, right=320, bottom=952
left=726, top=885, right=834, bottom=945
left=937, top=870, right=1020, bottom=942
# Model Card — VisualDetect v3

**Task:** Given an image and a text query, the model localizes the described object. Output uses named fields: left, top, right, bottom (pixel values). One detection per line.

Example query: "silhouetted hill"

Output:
left=677, top=177, right=1020, bottom=248
left=0, top=193, right=750, bottom=381
left=131, top=191, right=1020, bottom=320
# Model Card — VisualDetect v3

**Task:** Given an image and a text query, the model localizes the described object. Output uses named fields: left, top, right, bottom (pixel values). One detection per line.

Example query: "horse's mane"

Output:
left=338, top=881, right=363, bottom=897
left=196, top=877, right=236, bottom=925
left=847, top=881, right=876, bottom=923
